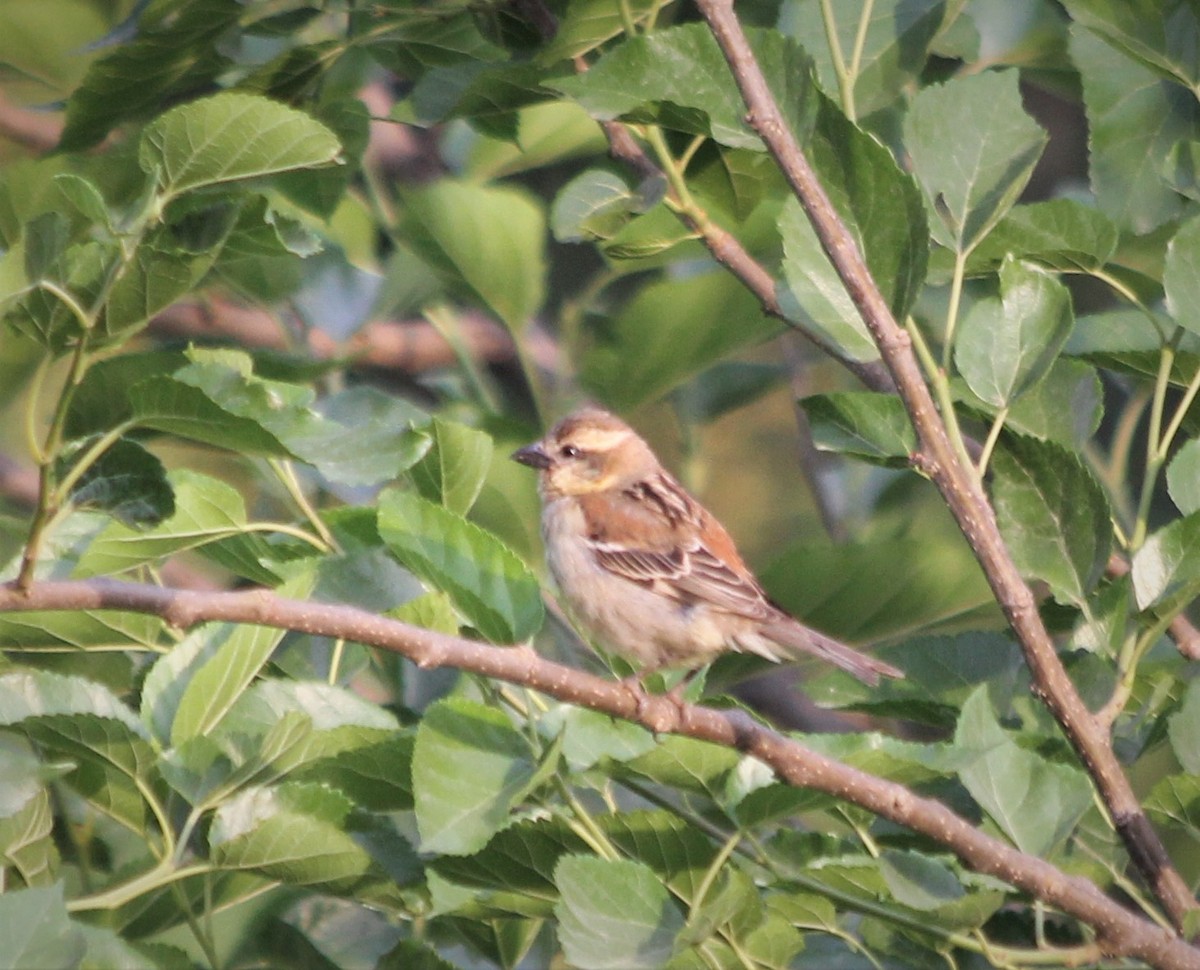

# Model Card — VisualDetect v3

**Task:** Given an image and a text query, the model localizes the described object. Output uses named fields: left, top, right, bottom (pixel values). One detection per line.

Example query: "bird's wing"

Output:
left=590, top=536, right=775, bottom=621
left=580, top=470, right=778, bottom=620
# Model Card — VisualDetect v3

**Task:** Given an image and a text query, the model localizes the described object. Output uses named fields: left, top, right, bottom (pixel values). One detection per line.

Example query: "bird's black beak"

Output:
left=512, top=443, right=552, bottom=470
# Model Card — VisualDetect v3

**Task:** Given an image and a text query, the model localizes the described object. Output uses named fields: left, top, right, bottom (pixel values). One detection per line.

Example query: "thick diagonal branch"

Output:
left=691, top=0, right=1198, bottom=935
left=0, top=579, right=1195, bottom=968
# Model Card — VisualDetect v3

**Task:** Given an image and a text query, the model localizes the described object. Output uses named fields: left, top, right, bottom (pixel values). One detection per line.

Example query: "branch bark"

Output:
left=0, top=579, right=1196, bottom=968
left=691, top=0, right=1199, bottom=935
left=151, top=298, right=514, bottom=373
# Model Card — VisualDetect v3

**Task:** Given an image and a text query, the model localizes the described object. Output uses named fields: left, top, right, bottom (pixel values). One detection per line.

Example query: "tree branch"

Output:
left=691, top=0, right=1199, bottom=935
left=151, top=298, right=514, bottom=373
left=575, top=65, right=895, bottom=394
left=0, top=578, right=1195, bottom=968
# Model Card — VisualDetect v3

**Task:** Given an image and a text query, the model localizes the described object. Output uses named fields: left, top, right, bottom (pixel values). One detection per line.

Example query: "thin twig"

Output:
left=574, top=66, right=895, bottom=393
left=692, top=0, right=1199, bottom=935
left=0, top=578, right=1195, bottom=970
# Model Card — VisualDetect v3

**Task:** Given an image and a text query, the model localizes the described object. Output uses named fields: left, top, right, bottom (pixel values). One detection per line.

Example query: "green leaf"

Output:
left=600, top=202, right=701, bottom=261
left=551, top=168, right=649, bottom=243
left=139, top=92, right=343, bottom=199
left=7, top=217, right=113, bottom=353
left=127, top=374, right=294, bottom=457
left=409, top=417, right=494, bottom=515
left=1165, top=139, right=1200, bottom=201
left=0, top=669, right=143, bottom=732
left=538, top=0, right=662, bottom=63
left=780, top=0, right=946, bottom=117
left=0, top=671, right=153, bottom=830
left=377, top=941, right=460, bottom=970
left=879, top=852, right=965, bottom=911
left=377, top=489, right=543, bottom=643
left=555, top=855, right=684, bottom=970
left=1167, top=439, right=1200, bottom=514
left=412, top=698, right=540, bottom=855
left=622, top=736, right=740, bottom=800
left=170, top=570, right=316, bottom=746
left=313, top=387, right=432, bottom=486
left=800, top=391, right=915, bottom=466
left=403, top=180, right=545, bottom=333
left=365, top=9, right=506, bottom=74
left=52, top=174, right=111, bottom=230
left=964, top=199, right=1119, bottom=275
left=73, top=470, right=248, bottom=577
left=1063, top=0, right=1200, bottom=89
left=389, top=591, right=461, bottom=636
left=602, top=810, right=722, bottom=901
left=126, top=349, right=426, bottom=482
left=0, top=790, right=56, bottom=888
left=64, top=350, right=186, bottom=439
left=986, top=358, right=1104, bottom=449
left=582, top=270, right=779, bottom=409
left=1131, top=511, right=1200, bottom=609
left=552, top=23, right=817, bottom=151
left=557, top=707, right=657, bottom=772
left=1169, top=680, right=1200, bottom=774
left=954, top=688, right=1091, bottom=856
left=0, top=737, right=62, bottom=887
left=1070, top=26, right=1194, bottom=232
left=157, top=622, right=279, bottom=748
left=955, top=258, right=1074, bottom=408
left=0, top=609, right=165, bottom=652
left=59, top=0, right=242, bottom=151
left=406, top=62, right=547, bottom=133
left=295, top=734, right=415, bottom=812
left=210, top=783, right=399, bottom=899
left=431, top=816, right=585, bottom=907
left=904, top=70, right=1047, bottom=252
left=62, top=436, right=174, bottom=527
left=106, top=212, right=237, bottom=336
left=778, top=98, right=928, bottom=360
left=990, top=435, right=1111, bottom=605
left=1164, top=216, right=1200, bottom=337
left=0, top=884, right=85, bottom=970
left=275, top=95, right=371, bottom=219
left=1145, top=773, right=1200, bottom=839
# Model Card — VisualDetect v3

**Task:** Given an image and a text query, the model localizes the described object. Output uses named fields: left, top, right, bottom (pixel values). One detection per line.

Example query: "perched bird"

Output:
left=512, top=408, right=903, bottom=687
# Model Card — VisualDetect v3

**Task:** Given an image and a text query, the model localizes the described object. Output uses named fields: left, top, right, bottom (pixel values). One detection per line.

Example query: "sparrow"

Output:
left=512, top=408, right=903, bottom=687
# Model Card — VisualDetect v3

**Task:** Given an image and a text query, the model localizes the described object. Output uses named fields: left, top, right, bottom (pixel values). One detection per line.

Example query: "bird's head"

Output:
left=512, top=408, right=657, bottom=497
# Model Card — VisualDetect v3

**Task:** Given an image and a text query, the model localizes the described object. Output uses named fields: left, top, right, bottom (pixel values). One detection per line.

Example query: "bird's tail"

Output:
left=760, top=619, right=903, bottom=686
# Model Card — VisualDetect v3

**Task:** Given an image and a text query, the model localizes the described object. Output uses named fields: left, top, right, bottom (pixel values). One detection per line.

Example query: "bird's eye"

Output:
left=561, top=444, right=581, bottom=459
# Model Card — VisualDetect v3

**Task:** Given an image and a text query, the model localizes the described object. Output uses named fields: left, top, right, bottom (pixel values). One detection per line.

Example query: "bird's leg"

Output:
left=665, top=666, right=703, bottom=702
left=620, top=671, right=653, bottom=713
left=618, top=670, right=684, bottom=733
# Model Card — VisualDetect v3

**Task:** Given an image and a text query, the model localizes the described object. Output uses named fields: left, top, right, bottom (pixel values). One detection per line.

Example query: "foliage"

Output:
left=0, top=0, right=1198, bottom=968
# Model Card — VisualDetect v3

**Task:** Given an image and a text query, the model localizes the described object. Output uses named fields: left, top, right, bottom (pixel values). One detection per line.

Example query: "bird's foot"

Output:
left=621, top=673, right=686, bottom=734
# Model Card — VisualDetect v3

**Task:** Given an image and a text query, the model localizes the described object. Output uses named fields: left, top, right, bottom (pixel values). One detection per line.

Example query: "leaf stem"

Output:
left=1098, top=608, right=1179, bottom=728
left=266, top=460, right=336, bottom=551
left=1129, top=338, right=1177, bottom=551
left=942, top=249, right=968, bottom=369
left=847, top=0, right=877, bottom=110
left=906, top=316, right=977, bottom=480
left=18, top=334, right=94, bottom=588
left=328, top=637, right=346, bottom=685
left=816, top=0, right=854, bottom=117
left=423, top=303, right=500, bottom=413
left=975, top=406, right=1009, bottom=478
left=50, top=419, right=138, bottom=507
left=67, top=859, right=215, bottom=912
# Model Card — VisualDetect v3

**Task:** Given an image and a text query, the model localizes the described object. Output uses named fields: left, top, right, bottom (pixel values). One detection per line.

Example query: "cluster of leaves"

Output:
left=0, top=0, right=1199, bottom=967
